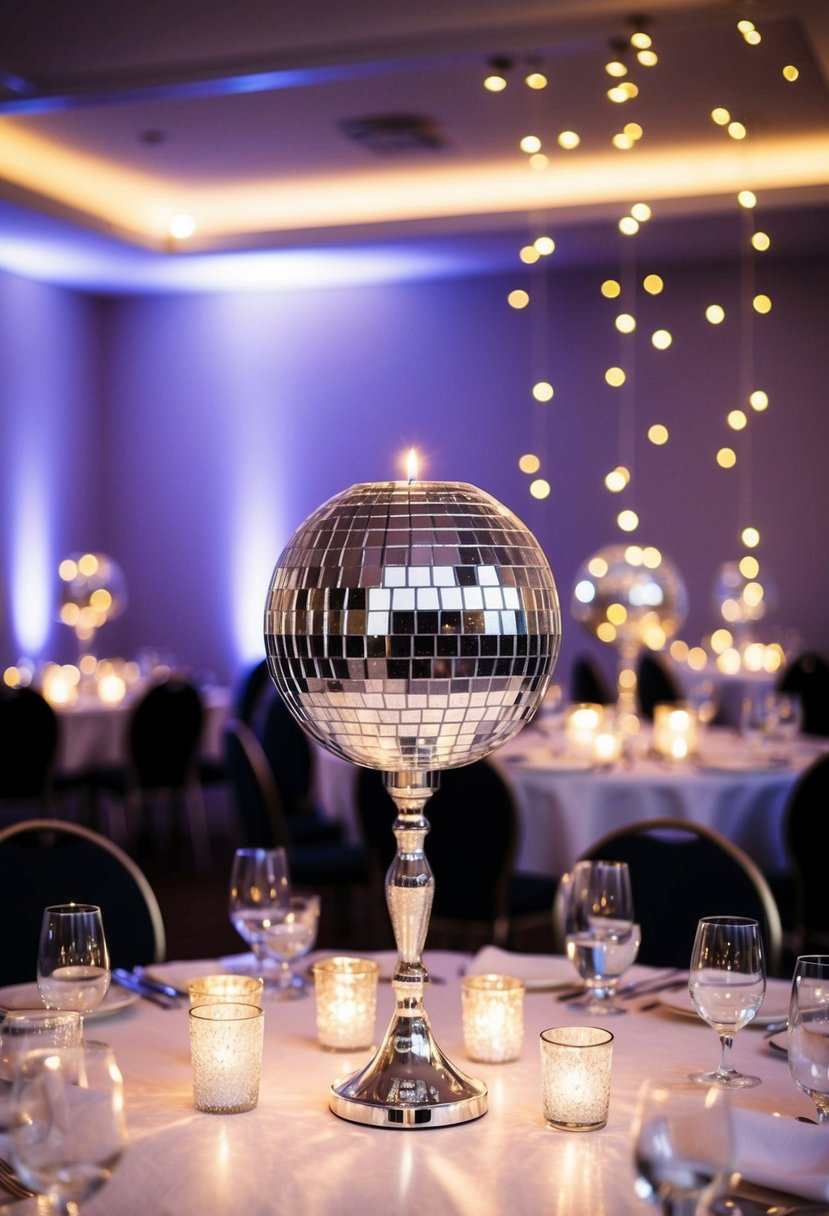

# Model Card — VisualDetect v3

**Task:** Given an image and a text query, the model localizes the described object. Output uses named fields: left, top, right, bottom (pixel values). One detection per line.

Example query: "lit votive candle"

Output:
left=312, top=956, right=379, bottom=1051
left=189, top=1002, right=265, bottom=1114
left=653, top=703, right=699, bottom=760
left=565, top=703, right=604, bottom=759
left=187, top=973, right=264, bottom=1007
left=461, top=974, right=524, bottom=1063
left=539, top=1026, right=614, bottom=1131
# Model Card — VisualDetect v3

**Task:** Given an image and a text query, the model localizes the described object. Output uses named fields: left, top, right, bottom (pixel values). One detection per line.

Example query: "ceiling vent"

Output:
left=339, top=113, right=446, bottom=155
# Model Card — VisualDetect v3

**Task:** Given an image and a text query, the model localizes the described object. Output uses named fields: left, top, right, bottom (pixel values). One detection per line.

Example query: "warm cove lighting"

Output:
left=2, top=121, right=828, bottom=247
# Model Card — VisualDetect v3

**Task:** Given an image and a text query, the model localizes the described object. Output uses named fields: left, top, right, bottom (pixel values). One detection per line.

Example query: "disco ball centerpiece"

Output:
left=57, top=552, right=127, bottom=657
left=264, top=476, right=561, bottom=1130
left=571, top=543, right=687, bottom=709
left=264, top=481, right=561, bottom=773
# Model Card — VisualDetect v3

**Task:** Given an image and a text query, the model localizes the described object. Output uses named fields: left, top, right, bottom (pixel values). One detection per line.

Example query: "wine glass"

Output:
left=228, top=847, right=291, bottom=978
left=765, top=692, right=803, bottom=760
left=632, top=1077, right=734, bottom=1215
left=8, top=1039, right=127, bottom=1215
left=788, top=954, right=829, bottom=1124
left=258, top=893, right=321, bottom=998
left=563, top=859, right=641, bottom=1014
left=37, top=904, right=111, bottom=1027
left=688, top=916, right=765, bottom=1088
left=739, top=691, right=776, bottom=756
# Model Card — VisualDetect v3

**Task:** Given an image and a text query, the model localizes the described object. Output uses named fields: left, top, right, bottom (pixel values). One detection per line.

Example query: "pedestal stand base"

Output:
left=328, top=1003, right=488, bottom=1129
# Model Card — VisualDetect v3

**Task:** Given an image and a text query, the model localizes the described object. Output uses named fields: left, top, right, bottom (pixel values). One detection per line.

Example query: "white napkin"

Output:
left=733, top=1108, right=829, bottom=1202
left=467, top=946, right=576, bottom=989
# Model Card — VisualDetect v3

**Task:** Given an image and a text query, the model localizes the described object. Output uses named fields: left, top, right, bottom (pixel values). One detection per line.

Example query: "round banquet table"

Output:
left=0, top=949, right=824, bottom=1216
left=52, top=685, right=232, bottom=777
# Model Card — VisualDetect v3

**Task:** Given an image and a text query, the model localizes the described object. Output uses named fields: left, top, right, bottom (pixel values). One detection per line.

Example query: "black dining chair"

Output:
left=90, top=677, right=211, bottom=870
left=552, top=817, right=784, bottom=975
left=0, top=685, right=59, bottom=815
left=778, top=651, right=829, bottom=736
left=784, top=750, right=829, bottom=954
left=636, top=651, right=683, bottom=719
left=569, top=654, right=614, bottom=705
left=233, top=657, right=274, bottom=737
left=356, top=758, right=559, bottom=952
left=224, top=718, right=368, bottom=903
left=0, top=818, right=166, bottom=986
left=259, top=693, right=345, bottom=846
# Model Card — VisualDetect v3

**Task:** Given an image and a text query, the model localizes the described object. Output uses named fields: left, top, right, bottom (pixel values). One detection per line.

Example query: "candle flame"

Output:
left=406, top=448, right=419, bottom=482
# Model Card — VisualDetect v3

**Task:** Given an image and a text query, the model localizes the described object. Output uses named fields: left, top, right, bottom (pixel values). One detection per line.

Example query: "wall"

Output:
left=97, top=251, right=829, bottom=691
left=2, top=247, right=827, bottom=697
left=0, top=270, right=104, bottom=666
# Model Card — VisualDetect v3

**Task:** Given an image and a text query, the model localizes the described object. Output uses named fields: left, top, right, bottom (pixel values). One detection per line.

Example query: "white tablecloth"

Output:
left=314, top=726, right=825, bottom=877
left=1, top=950, right=824, bottom=1216
left=53, top=686, right=231, bottom=776
left=500, top=725, right=826, bottom=876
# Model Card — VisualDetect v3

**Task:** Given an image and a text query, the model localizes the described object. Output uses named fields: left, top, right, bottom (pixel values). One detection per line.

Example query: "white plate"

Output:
left=0, top=983, right=138, bottom=1019
left=658, top=976, right=790, bottom=1026
left=515, top=756, right=596, bottom=775
left=697, top=754, right=790, bottom=774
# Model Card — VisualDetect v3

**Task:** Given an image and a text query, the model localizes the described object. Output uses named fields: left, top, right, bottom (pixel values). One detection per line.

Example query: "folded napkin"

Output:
left=467, top=946, right=576, bottom=989
left=733, top=1108, right=829, bottom=1203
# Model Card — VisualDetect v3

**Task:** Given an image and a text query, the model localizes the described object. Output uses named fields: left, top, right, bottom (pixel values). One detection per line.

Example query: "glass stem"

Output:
left=717, top=1034, right=735, bottom=1075
left=814, top=1099, right=829, bottom=1125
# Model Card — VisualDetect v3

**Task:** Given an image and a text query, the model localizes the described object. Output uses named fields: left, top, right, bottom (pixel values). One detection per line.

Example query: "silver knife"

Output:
left=111, top=969, right=180, bottom=1008
left=131, top=967, right=189, bottom=999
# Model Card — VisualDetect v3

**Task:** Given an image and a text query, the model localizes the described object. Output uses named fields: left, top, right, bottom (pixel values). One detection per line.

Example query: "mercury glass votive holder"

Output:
left=461, top=974, right=525, bottom=1063
left=187, top=974, right=265, bottom=1008
left=189, top=1002, right=265, bottom=1114
left=653, top=703, right=699, bottom=760
left=539, top=1026, right=614, bottom=1131
left=312, top=956, right=380, bottom=1051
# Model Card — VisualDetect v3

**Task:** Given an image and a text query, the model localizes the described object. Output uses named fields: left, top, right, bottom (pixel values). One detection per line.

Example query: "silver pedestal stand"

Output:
left=328, top=771, right=487, bottom=1128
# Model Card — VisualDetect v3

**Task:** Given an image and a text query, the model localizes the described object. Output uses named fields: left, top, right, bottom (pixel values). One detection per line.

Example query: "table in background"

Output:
left=501, top=724, right=826, bottom=877
left=53, top=685, right=232, bottom=777
left=0, top=949, right=820, bottom=1216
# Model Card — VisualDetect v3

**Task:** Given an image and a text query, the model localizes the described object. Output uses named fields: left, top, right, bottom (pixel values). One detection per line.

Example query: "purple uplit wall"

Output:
left=2, top=248, right=828, bottom=693
left=0, top=272, right=103, bottom=664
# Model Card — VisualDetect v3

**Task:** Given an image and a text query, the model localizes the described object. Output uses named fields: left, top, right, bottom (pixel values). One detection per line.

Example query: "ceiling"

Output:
left=2, top=0, right=828, bottom=292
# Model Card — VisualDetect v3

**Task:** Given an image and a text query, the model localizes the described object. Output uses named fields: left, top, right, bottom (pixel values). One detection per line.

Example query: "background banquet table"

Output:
left=53, top=685, right=232, bottom=777
left=315, top=725, right=826, bottom=879
left=1, top=949, right=824, bottom=1216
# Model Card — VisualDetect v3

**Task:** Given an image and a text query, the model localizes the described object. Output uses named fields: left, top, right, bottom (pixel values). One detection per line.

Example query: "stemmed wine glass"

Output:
left=787, top=954, right=829, bottom=1124
left=688, top=916, right=765, bottom=1088
left=563, top=859, right=641, bottom=1014
left=8, top=1039, right=127, bottom=1215
left=632, top=1077, right=734, bottom=1215
left=257, top=893, right=321, bottom=998
left=228, top=846, right=291, bottom=978
left=37, top=904, right=111, bottom=1028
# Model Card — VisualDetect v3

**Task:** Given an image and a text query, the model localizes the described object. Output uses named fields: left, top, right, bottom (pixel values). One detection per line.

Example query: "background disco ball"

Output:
left=713, top=560, right=779, bottom=625
left=264, top=481, right=561, bottom=772
left=571, top=543, right=687, bottom=652
left=57, top=552, right=127, bottom=639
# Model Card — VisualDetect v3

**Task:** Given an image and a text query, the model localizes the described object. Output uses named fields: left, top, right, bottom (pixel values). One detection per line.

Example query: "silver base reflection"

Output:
left=329, top=771, right=487, bottom=1128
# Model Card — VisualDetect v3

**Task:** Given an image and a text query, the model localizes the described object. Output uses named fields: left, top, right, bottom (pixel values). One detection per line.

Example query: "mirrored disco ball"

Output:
left=264, top=481, right=561, bottom=772
left=713, top=560, right=778, bottom=625
left=571, top=543, right=687, bottom=651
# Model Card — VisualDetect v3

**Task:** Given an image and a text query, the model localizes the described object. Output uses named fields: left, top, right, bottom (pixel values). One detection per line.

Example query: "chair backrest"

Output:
left=570, top=655, right=614, bottom=705
left=637, top=652, right=683, bottom=719
left=129, top=678, right=204, bottom=788
left=356, top=758, right=518, bottom=925
left=784, top=751, right=829, bottom=951
left=553, top=817, right=783, bottom=974
left=0, top=818, right=166, bottom=986
left=224, top=719, right=289, bottom=849
left=260, top=692, right=315, bottom=819
left=233, top=658, right=274, bottom=736
left=779, top=651, right=829, bottom=736
left=0, top=686, right=59, bottom=800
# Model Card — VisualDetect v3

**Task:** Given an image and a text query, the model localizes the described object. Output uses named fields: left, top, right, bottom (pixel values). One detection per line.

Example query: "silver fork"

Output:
left=0, top=1158, right=35, bottom=1201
